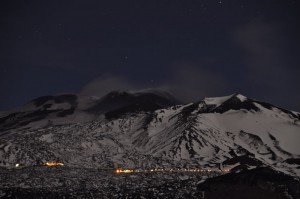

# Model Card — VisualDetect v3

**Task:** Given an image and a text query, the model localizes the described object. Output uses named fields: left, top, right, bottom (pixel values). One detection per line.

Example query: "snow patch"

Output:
left=39, top=133, right=53, bottom=143
left=204, top=94, right=233, bottom=107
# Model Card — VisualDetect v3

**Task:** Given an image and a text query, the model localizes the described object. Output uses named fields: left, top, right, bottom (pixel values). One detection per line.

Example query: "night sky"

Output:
left=0, top=0, right=299, bottom=111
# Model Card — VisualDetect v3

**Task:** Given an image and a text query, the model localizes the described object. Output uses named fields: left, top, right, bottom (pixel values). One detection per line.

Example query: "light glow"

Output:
left=44, top=161, right=64, bottom=167
left=114, top=167, right=229, bottom=174
left=115, top=169, right=134, bottom=174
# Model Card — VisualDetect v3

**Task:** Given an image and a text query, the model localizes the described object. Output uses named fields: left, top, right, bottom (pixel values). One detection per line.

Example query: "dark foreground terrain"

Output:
left=0, top=166, right=299, bottom=199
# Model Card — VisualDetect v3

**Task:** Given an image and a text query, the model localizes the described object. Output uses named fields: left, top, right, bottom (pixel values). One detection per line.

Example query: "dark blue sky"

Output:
left=0, top=0, right=299, bottom=111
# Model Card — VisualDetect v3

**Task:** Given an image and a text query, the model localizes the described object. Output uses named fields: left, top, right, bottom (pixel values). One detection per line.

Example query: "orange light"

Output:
left=44, top=162, right=64, bottom=167
left=115, top=168, right=134, bottom=174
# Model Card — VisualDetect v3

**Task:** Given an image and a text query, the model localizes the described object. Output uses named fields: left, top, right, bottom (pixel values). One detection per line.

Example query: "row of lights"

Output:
left=14, top=162, right=64, bottom=168
left=115, top=168, right=230, bottom=174
left=44, top=162, right=64, bottom=167
left=115, top=169, right=134, bottom=173
left=14, top=163, right=230, bottom=173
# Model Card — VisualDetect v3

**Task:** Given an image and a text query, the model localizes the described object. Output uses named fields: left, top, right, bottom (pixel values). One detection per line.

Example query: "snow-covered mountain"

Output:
left=0, top=90, right=179, bottom=132
left=0, top=91, right=299, bottom=177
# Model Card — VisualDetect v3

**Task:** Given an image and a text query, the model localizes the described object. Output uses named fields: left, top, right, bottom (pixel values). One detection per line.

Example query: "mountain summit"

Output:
left=0, top=90, right=179, bottom=131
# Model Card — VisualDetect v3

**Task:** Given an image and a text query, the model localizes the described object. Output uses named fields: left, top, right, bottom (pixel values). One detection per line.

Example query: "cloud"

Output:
left=232, top=19, right=300, bottom=110
left=161, top=62, right=228, bottom=102
left=80, top=63, right=228, bottom=103
left=80, top=75, right=137, bottom=97
left=232, top=20, right=297, bottom=86
left=233, top=21, right=285, bottom=79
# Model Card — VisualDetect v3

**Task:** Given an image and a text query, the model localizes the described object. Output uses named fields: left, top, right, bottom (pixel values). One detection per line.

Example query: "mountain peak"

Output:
left=87, top=89, right=179, bottom=118
left=101, top=89, right=179, bottom=103
left=203, top=93, right=247, bottom=107
left=101, top=90, right=131, bottom=99
left=203, top=94, right=233, bottom=107
left=232, top=93, right=248, bottom=102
